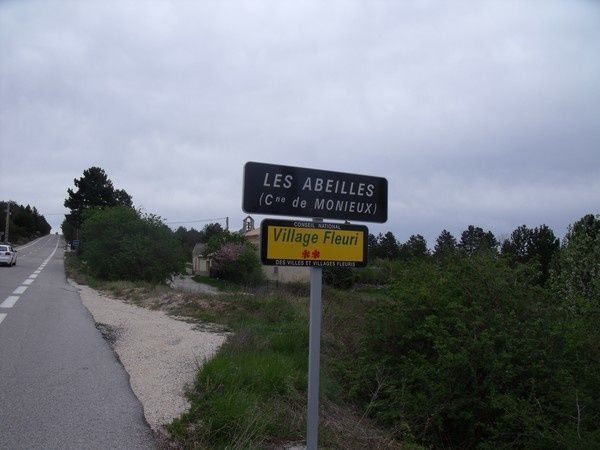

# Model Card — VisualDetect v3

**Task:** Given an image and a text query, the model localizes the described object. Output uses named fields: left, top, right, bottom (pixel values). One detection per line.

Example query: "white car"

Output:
left=0, top=244, right=17, bottom=266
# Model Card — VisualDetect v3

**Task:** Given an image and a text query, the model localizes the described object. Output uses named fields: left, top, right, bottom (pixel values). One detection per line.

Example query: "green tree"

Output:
left=60, top=219, right=76, bottom=243
left=378, top=231, right=400, bottom=259
left=368, top=233, right=381, bottom=259
left=501, top=225, right=532, bottom=260
left=199, top=222, right=226, bottom=243
left=80, top=207, right=184, bottom=282
left=174, top=226, right=203, bottom=255
left=63, top=167, right=133, bottom=240
left=399, top=234, right=429, bottom=259
left=205, top=229, right=246, bottom=256
left=433, top=229, right=457, bottom=259
left=503, top=224, right=559, bottom=284
left=0, top=201, right=51, bottom=243
left=458, top=225, right=498, bottom=256
left=529, top=225, right=560, bottom=284
left=550, top=214, right=600, bottom=447
left=553, top=214, right=600, bottom=302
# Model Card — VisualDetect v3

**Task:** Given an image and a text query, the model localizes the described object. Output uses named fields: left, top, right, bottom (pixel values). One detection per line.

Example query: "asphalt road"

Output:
left=0, top=235, right=155, bottom=449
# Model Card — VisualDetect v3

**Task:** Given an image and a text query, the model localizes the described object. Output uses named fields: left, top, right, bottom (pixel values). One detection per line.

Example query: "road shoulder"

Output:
left=70, top=280, right=227, bottom=432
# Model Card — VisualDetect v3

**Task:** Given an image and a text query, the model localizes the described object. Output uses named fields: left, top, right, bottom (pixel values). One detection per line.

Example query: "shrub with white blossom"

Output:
left=212, top=242, right=264, bottom=286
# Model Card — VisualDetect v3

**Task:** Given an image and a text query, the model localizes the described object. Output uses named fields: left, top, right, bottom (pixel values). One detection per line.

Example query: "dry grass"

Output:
left=320, top=401, right=404, bottom=450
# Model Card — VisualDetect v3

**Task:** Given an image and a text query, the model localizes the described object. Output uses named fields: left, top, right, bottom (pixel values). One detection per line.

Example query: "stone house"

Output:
left=191, top=216, right=310, bottom=284
left=192, top=243, right=211, bottom=276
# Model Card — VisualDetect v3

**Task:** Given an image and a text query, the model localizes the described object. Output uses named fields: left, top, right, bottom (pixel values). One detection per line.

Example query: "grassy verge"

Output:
left=64, top=252, right=98, bottom=286
left=167, top=291, right=308, bottom=448
left=166, top=285, right=405, bottom=449
left=64, top=252, right=172, bottom=307
left=66, top=253, right=404, bottom=448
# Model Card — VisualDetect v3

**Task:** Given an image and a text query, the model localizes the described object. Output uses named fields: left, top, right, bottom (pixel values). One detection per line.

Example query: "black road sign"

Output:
left=242, top=162, right=388, bottom=223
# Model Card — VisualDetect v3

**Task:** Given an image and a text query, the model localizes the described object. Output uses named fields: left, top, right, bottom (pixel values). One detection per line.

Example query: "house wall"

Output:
left=193, top=257, right=211, bottom=276
left=264, top=265, right=310, bottom=283
left=246, top=233, right=310, bottom=284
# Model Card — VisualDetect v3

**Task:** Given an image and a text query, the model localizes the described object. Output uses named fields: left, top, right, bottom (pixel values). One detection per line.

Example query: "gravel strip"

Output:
left=71, top=281, right=227, bottom=431
left=169, top=275, right=220, bottom=295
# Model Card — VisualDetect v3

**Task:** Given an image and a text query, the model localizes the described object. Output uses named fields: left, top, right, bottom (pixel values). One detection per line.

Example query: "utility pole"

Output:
left=4, top=201, right=10, bottom=244
left=225, top=216, right=229, bottom=231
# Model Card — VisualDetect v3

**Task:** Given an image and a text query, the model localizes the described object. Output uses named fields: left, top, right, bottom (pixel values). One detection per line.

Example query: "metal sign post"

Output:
left=259, top=217, right=367, bottom=448
left=307, top=241, right=323, bottom=450
left=242, top=161, right=388, bottom=449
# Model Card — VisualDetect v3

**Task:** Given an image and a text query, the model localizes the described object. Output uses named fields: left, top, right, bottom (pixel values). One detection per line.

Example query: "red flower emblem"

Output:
left=302, top=249, right=310, bottom=259
left=311, top=249, right=321, bottom=259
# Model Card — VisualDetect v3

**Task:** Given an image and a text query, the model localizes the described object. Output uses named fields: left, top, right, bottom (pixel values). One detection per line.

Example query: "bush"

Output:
left=211, top=242, right=264, bottom=286
left=323, top=266, right=355, bottom=288
left=80, top=207, right=185, bottom=282
left=349, top=256, right=594, bottom=448
left=352, top=258, right=398, bottom=285
left=324, top=259, right=401, bottom=288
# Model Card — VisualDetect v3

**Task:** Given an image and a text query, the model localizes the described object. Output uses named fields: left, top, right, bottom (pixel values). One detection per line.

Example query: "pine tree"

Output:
left=379, top=231, right=400, bottom=259
left=63, top=167, right=133, bottom=240
left=458, top=225, right=498, bottom=256
left=400, top=234, right=429, bottom=259
left=434, top=229, right=457, bottom=259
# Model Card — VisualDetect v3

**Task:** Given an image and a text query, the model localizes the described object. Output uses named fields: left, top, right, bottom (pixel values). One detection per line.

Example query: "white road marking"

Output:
left=1, top=239, right=59, bottom=313
left=42, top=242, right=58, bottom=264
left=1, top=296, right=20, bottom=308
left=13, top=286, right=27, bottom=295
left=15, top=236, right=47, bottom=251
left=15, top=236, right=55, bottom=257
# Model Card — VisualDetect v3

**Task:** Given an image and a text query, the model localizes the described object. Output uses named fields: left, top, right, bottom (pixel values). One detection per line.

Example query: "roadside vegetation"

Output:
left=66, top=251, right=407, bottom=449
left=79, top=206, right=185, bottom=282
left=59, top=167, right=265, bottom=313
left=171, top=213, right=599, bottom=449
left=0, top=200, right=51, bottom=243
left=171, top=222, right=597, bottom=449
left=61, top=169, right=599, bottom=448
left=342, top=215, right=600, bottom=448
left=61, top=167, right=261, bottom=286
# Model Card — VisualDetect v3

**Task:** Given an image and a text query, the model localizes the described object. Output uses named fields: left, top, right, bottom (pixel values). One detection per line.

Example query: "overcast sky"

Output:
left=1, top=0, right=599, bottom=245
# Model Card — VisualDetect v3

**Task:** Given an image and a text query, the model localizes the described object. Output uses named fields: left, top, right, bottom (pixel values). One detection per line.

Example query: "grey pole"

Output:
left=307, top=218, right=323, bottom=450
left=4, top=201, right=10, bottom=244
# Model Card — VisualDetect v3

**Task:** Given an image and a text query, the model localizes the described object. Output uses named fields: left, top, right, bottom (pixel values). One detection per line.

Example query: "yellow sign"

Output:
left=261, top=219, right=368, bottom=267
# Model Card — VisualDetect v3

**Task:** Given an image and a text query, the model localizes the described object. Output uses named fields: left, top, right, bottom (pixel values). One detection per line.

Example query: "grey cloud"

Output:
left=1, top=0, right=598, bottom=240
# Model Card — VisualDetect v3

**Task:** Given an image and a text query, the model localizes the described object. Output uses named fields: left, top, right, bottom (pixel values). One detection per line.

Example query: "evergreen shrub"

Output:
left=80, top=207, right=185, bottom=282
